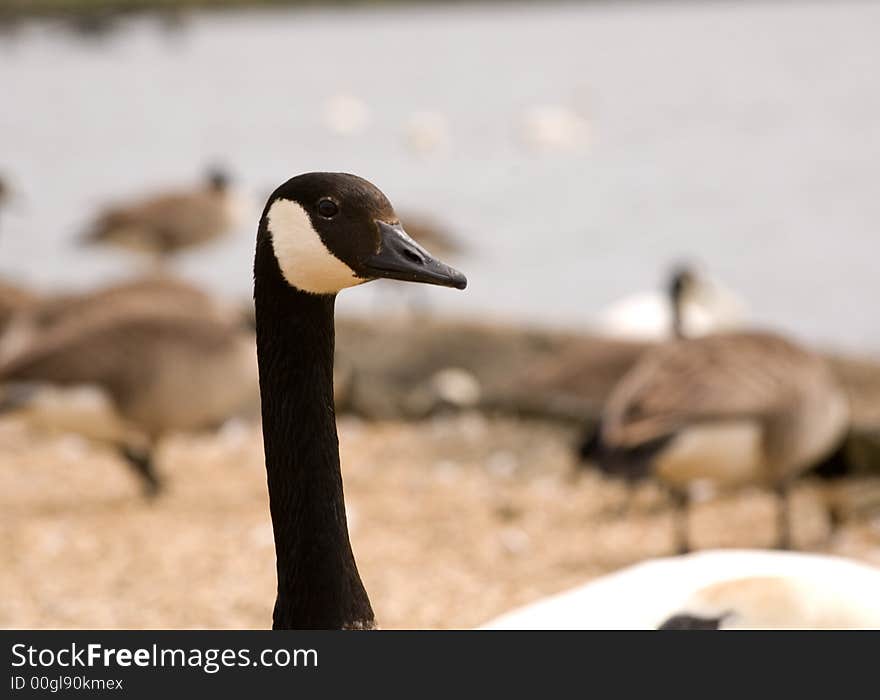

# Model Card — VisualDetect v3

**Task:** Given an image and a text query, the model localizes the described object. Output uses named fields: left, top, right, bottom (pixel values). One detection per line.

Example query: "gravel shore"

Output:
left=3, top=412, right=879, bottom=629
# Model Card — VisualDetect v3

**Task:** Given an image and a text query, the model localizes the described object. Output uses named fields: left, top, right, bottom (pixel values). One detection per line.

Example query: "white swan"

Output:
left=482, top=549, right=880, bottom=629
left=596, top=265, right=747, bottom=341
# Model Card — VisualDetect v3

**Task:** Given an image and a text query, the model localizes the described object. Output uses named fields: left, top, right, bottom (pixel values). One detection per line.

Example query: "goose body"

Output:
left=482, top=549, right=880, bottom=629
left=580, top=330, right=849, bottom=549
left=81, top=169, right=246, bottom=259
left=596, top=267, right=746, bottom=341
left=397, top=212, right=462, bottom=258
left=591, top=331, right=849, bottom=490
left=0, top=175, right=11, bottom=216
left=253, top=172, right=465, bottom=629
left=0, top=276, right=258, bottom=494
left=22, top=274, right=240, bottom=331
left=0, top=278, right=37, bottom=335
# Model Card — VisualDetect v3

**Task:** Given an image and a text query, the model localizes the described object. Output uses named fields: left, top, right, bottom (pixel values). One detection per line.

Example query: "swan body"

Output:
left=482, top=550, right=880, bottom=629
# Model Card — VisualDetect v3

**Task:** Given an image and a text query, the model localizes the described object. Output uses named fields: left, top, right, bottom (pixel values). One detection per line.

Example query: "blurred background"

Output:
left=1, top=0, right=880, bottom=629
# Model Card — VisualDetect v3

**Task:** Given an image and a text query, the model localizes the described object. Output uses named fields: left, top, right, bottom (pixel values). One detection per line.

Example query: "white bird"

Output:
left=482, top=550, right=880, bottom=629
left=596, top=265, right=747, bottom=341
left=323, top=94, right=371, bottom=135
left=405, top=111, right=451, bottom=156
left=520, top=104, right=590, bottom=152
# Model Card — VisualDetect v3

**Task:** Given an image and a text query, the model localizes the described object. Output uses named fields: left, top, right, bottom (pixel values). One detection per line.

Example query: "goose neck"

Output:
left=254, top=259, right=373, bottom=630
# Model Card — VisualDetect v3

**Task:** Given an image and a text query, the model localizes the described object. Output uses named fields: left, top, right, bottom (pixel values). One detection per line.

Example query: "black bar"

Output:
left=1, top=630, right=872, bottom=697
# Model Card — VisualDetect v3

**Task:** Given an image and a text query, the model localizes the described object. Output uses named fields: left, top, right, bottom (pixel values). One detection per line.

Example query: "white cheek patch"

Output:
left=267, top=198, right=364, bottom=294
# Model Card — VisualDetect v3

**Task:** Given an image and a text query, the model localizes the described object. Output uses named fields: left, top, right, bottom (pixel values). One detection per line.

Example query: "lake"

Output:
left=1, top=0, right=878, bottom=350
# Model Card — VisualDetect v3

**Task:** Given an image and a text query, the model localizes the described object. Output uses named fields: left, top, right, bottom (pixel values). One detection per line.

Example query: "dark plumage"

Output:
left=254, top=172, right=465, bottom=629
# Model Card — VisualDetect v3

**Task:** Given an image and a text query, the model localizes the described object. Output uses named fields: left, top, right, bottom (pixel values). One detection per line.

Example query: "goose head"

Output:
left=206, top=167, right=231, bottom=193
left=261, top=172, right=467, bottom=295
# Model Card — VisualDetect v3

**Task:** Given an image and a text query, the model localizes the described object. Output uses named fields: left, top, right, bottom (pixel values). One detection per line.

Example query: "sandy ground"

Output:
left=2, top=413, right=880, bottom=630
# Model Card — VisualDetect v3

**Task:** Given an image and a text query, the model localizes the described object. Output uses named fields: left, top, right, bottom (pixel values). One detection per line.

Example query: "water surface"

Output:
left=1, top=1, right=878, bottom=350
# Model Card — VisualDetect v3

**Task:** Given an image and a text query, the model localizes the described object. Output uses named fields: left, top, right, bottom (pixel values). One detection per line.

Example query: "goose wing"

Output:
left=0, top=309, right=237, bottom=414
left=602, top=332, right=817, bottom=448
left=84, top=190, right=223, bottom=250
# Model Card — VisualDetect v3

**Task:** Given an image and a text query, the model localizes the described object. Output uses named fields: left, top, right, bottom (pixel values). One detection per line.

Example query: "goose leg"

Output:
left=670, top=488, right=690, bottom=554
left=120, top=444, right=161, bottom=498
left=775, top=483, right=791, bottom=550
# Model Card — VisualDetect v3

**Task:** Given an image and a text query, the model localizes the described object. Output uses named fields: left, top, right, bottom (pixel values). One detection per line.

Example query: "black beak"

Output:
left=362, top=221, right=467, bottom=290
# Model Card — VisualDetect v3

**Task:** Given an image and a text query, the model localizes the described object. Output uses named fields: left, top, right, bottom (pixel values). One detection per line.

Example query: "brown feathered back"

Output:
left=601, top=331, right=848, bottom=481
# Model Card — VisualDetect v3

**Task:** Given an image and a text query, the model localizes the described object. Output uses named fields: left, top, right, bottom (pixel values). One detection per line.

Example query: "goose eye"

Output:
left=317, top=198, right=339, bottom=219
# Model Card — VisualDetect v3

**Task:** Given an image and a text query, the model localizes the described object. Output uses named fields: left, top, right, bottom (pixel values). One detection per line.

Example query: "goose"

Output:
left=482, top=549, right=880, bottom=629
left=0, top=275, right=258, bottom=496
left=252, top=172, right=465, bottom=629
left=23, top=274, right=242, bottom=330
left=0, top=278, right=37, bottom=336
left=0, top=274, right=248, bottom=364
left=578, top=331, right=850, bottom=550
left=0, top=173, right=23, bottom=225
left=80, top=168, right=246, bottom=260
left=596, top=264, right=747, bottom=341
left=397, top=212, right=463, bottom=259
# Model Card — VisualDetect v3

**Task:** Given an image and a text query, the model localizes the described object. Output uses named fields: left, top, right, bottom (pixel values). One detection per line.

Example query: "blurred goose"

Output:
left=596, top=265, right=747, bottom=341
left=0, top=173, right=24, bottom=224
left=483, top=549, right=880, bottom=629
left=0, top=276, right=258, bottom=496
left=24, top=274, right=240, bottom=330
left=0, top=279, right=37, bottom=336
left=396, top=211, right=463, bottom=259
left=80, top=168, right=246, bottom=260
left=253, top=173, right=465, bottom=628
left=0, top=175, right=9, bottom=210
left=579, top=331, right=849, bottom=550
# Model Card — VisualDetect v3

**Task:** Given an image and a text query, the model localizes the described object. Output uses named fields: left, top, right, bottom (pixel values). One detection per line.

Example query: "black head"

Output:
left=657, top=613, right=727, bottom=630
left=260, top=172, right=467, bottom=295
left=206, top=167, right=230, bottom=192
